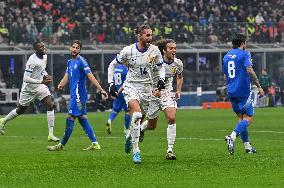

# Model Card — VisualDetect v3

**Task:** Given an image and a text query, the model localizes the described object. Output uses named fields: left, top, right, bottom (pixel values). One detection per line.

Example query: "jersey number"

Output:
left=114, top=73, right=122, bottom=85
left=140, top=67, right=147, bottom=76
left=228, top=61, right=235, bottom=78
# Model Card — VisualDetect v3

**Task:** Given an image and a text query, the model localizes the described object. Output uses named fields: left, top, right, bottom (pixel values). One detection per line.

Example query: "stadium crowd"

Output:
left=0, top=0, right=283, bottom=45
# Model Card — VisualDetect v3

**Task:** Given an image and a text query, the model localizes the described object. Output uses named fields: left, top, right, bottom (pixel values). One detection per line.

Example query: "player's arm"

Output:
left=108, top=58, right=118, bottom=84
left=176, top=59, right=184, bottom=100
left=58, top=73, right=68, bottom=90
left=87, top=73, right=108, bottom=100
left=244, top=51, right=264, bottom=96
left=176, top=73, right=183, bottom=100
left=246, top=66, right=264, bottom=96
left=23, top=62, right=48, bottom=84
left=155, top=48, right=166, bottom=90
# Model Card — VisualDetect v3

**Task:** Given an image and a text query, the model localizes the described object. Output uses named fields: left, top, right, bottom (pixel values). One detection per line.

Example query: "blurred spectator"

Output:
left=0, top=0, right=283, bottom=45
left=259, top=69, right=272, bottom=94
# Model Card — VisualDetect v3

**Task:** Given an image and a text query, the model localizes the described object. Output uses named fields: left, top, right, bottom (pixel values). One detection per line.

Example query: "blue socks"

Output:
left=78, top=118, right=97, bottom=143
left=124, top=114, right=131, bottom=130
left=108, top=111, right=118, bottom=123
left=234, top=120, right=249, bottom=136
left=61, top=118, right=75, bottom=146
left=240, top=126, right=250, bottom=143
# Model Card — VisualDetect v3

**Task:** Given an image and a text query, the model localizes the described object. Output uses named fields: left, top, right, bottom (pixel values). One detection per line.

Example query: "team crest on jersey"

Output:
left=171, top=67, right=177, bottom=74
left=147, top=54, right=155, bottom=64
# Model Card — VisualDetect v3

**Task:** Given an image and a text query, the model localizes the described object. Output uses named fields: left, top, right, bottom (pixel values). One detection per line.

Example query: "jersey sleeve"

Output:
left=116, top=46, right=129, bottom=64
left=153, top=46, right=164, bottom=67
left=79, top=56, right=91, bottom=74
left=244, top=50, right=253, bottom=67
left=25, top=57, right=35, bottom=74
left=176, top=58, right=183, bottom=74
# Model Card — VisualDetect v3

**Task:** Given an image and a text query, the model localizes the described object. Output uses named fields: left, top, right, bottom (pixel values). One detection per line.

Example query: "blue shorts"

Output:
left=68, top=99, right=87, bottom=117
left=229, top=94, right=254, bottom=116
left=112, top=96, right=128, bottom=113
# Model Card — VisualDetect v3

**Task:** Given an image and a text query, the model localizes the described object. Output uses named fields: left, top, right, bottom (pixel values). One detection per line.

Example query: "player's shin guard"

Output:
left=167, top=124, right=176, bottom=152
left=3, top=109, right=18, bottom=124
left=131, top=112, right=142, bottom=152
left=61, top=118, right=75, bottom=146
left=79, top=118, right=97, bottom=143
left=47, top=110, right=55, bottom=136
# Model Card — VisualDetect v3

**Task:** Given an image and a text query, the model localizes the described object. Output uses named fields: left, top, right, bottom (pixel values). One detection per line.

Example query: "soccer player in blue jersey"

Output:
left=223, top=34, right=264, bottom=155
left=47, top=40, right=108, bottom=151
left=105, top=63, right=130, bottom=135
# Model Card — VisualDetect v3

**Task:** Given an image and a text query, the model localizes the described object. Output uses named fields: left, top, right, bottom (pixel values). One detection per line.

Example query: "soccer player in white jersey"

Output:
left=0, top=41, right=60, bottom=142
left=108, top=25, right=166, bottom=164
left=139, top=39, right=183, bottom=160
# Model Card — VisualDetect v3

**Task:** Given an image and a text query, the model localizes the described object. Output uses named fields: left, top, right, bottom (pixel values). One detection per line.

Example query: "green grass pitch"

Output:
left=0, top=108, right=283, bottom=187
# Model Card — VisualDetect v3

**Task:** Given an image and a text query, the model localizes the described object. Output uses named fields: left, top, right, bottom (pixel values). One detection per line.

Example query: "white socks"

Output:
left=244, top=142, right=252, bottom=150
left=230, top=131, right=237, bottom=141
left=167, top=124, right=176, bottom=152
left=140, top=120, right=148, bottom=132
left=47, top=110, right=55, bottom=136
left=131, top=112, right=142, bottom=153
left=3, top=109, right=18, bottom=125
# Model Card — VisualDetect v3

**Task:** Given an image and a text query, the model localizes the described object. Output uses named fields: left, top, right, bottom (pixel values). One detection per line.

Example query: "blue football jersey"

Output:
left=113, top=64, right=128, bottom=98
left=223, top=49, right=252, bottom=97
left=66, top=55, right=91, bottom=103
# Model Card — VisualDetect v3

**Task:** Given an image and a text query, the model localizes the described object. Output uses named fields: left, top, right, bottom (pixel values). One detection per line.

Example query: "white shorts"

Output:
left=147, top=91, right=177, bottom=119
left=19, top=84, right=51, bottom=106
left=122, top=82, right=153, bottom=112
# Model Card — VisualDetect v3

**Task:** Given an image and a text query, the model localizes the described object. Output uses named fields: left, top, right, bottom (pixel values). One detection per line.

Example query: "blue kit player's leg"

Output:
left=122, top=98, right=130, bottom=133
left=47, top=117, right=74, bottom=151
left=79, top=117, right=101, bottom=150
left=106, top=97, right=123, bottom=134
left=225, top=96, right=256, bottom=155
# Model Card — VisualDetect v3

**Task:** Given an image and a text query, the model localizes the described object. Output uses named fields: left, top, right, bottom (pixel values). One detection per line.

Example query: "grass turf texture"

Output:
left=0, top=108, right=283, bottom=187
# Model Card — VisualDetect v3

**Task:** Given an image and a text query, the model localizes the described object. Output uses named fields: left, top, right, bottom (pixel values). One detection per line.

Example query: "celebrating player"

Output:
left=223, top=34, right=264, bottom=155
left=139, top=39, right=183, bottom=160
left=108, top=24, right=165, bottom=164
left=105, top=62, right=130, bottom=136
left=0, top=41, right=60, bottom=142
left=47, top=40, right=108, bottom=151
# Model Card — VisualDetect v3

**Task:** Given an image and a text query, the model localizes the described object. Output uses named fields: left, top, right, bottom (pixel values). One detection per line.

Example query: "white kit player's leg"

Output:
left=166, top=123, right=177, bottom=160
left=47, top=110, right=60, bottom=142
left=0, top=109, right=19, bottom=135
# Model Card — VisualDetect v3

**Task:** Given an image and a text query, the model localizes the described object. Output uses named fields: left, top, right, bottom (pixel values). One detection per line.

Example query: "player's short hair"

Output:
left=135, top=24, right=151, bottom=35
left=154, top=39, right=176, bottom=56
left=232, top=33, right=247, bottom=48
left=71, top=40, right=82, bottom=49
left=33, top=40, right=42, bottom=50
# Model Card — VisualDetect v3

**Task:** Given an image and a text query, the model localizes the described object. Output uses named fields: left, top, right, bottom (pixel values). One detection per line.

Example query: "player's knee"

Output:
left=16, top=107, right=25, bottom=115
left=132, top=112, right=142, bottom=120
left=166, top=115, right=176, bottom=124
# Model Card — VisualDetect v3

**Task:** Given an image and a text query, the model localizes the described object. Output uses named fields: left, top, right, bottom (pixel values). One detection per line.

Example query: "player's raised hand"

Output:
left=42, top=75, right=52, bottom=85
left=175, top=92, right=181, bottom=100
left=100, top=89, right=108, bottom=101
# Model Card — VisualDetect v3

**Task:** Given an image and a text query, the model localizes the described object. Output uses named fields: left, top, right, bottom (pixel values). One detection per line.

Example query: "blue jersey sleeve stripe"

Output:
left=25, top=70, right=33, bottom=73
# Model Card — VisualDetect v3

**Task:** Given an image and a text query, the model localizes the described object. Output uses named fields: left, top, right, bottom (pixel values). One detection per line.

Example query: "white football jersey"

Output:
left=152, top=57, right=183, bottom=92
left=116, top=43, right=163, bottom=85
left=21, top=54, right=48, bottom=91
